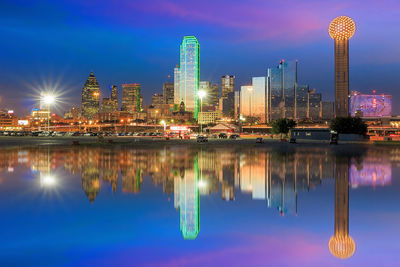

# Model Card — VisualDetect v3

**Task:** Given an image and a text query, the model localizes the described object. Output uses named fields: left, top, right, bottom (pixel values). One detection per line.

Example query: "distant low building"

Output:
left=97, top=111, right=132, bottom=123
left=0, top=110, right=18, bottom=128
left=198, top=111, right=220, bottom=125
left=31, top=108, right=50, bottom=120
left=64, top=107, right=81, bottom=120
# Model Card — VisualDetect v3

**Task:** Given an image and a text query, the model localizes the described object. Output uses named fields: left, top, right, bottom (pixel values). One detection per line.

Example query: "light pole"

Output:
left=160, top=120, right=166, bottom=132
left=42, top=94, right=55, bottom=132
left=197, top=90, right=206, bottom=133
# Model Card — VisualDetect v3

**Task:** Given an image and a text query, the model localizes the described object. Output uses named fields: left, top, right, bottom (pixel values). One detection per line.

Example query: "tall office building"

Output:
left=180, top=36, right=200, bottom=118
left=240, top=77, right=266, bottom=123
left=234, top=91, right=240, bottom=119
left=209, top=84, right=219, bottom=107
left=163, top=82, right=174, bottom=104
left=221, top=75, right=235, bottom=98
left=322, top=101, right=335, bottom=120
left=81, top=72, right=100, bottom=120
left=296, top=85, right=309, bottom=119
left=329, top=16, right=356, bottom=117
left=101, top=85, right=118, bottom=113
left=266, top=60, right=297, bottom=121
left=151, top=93, right=164, bottom=107
left=121, top=83, right=142, bottom=113
left=199, top=81, right=219, bottom=108
left=308, top=91, right=321, bottom=120
left=174, top=66, right=181, bottom=105
left=110, top=85, right=118, bottom=109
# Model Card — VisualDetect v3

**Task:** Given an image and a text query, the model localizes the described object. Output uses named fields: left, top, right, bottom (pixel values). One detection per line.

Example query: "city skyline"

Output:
left=1, top=1, right=400, bottom=115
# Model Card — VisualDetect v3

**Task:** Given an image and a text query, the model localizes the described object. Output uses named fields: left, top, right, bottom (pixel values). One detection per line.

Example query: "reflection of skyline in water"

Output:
left=0, top=145, right=397, bottom=259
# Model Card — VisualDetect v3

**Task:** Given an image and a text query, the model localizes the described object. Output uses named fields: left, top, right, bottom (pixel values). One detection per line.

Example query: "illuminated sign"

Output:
left=350, top=93, right=392, bottom=117
left=170, top=126, right=189, bottom=131
left=350, top=160, right=391, bottom=187
left=18, top=120, right=29, bottom=126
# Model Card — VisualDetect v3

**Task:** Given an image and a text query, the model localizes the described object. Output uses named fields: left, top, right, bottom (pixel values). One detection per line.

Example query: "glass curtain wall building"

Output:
left=121, top=84, right=142, bottom=113
left=180, top=36, right=200, bottom=118
left=221, top=75, right=235, bottom=98
left=240, top=78, right=266, bottom=123
left=266, top=60, right=297, bottom=122
left=81, top=72, right=100, bottom=120
left=174, top=66, right=181, bottom=106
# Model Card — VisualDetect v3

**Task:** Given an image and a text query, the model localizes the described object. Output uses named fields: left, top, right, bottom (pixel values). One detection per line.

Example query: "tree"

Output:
left=271, top=118, right=297, bottom=138
left=330, top=117, right=367, bottom=135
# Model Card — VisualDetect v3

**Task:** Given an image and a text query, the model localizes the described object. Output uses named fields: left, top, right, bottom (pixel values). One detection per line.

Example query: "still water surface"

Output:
left=0, top=145, right=399, bottom=266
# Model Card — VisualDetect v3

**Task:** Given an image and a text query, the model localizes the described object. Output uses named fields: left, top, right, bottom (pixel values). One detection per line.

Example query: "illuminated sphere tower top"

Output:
left=329, top=16, right=356, bottom=117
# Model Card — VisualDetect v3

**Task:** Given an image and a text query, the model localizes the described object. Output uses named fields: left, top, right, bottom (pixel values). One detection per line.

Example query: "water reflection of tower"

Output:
left=270, top=152, right=297, bottom=216
left=177, top=157, right=200, bottom=240
left=81, top=163, right=100, bottom=203
left=329, top=156, right=356, bottom=259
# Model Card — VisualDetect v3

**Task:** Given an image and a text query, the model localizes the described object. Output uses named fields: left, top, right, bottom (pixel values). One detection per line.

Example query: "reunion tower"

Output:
left=329, top=16, right=356, bottom=117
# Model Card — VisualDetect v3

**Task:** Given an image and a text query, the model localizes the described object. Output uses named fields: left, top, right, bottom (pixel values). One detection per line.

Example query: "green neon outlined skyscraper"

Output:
left=180, top=36, right=200, bottom=119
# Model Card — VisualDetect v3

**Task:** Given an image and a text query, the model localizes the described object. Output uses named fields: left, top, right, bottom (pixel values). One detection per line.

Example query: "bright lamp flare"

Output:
left=328, top=235, right=356, bottom=259
left=329, top=16, right=356, bottom=40
left=197, top=90, right=206, bottom=99
left=43, top=94, right=56, bottom=105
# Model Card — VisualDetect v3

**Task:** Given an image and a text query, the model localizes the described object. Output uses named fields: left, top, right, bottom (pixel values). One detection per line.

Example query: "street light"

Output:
left=197, top=90, right=206, bottom=133
left=42, top=94, right=56, bottom=132
left=160, top=120, right=166, bottom=131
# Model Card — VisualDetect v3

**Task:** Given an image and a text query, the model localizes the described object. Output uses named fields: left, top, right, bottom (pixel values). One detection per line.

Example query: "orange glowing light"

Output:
left=329, top=16, right=356, bottom=40
left=328, top=235, right=356, bottom=259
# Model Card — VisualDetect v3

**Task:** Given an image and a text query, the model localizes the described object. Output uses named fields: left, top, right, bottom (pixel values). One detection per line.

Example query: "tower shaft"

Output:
left=334, top=157, right=349, bottom=236
left=334, top=39, right=350, bottom=117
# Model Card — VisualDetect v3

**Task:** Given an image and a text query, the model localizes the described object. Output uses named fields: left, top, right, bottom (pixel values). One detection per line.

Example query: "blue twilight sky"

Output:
left=0, top=0, right=400, bottom=115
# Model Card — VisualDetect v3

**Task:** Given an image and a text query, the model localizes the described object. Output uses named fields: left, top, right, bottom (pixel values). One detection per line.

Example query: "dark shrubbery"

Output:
left=330, top=117, right=367, bottom=135
left=271, top=118, right=297, bottom=137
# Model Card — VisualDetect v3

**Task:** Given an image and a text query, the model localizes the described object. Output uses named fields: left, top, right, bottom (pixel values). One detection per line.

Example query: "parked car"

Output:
left=218, top=133, right=227, bottom=139
left=197, top=135, right=208, bottom=142
left=256, top=137, right=264, bottom=143
left=229, top=134, right=240, bottom=140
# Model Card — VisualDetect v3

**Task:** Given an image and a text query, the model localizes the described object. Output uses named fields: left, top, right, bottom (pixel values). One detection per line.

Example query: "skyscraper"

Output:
left=121, top=83, right=142, bottom=113
left=240, top=77, right=266, bottom=122
left=174, top=65, right=181, bottom=105
left=101, top=85, right=118, bottom=113
left=308, top=91, right=322, bottom=120
left=329, top=16, right=356, bottom=117
left=151, top=93, right=164, bottom=107
left=163, top=82, right=174, bottom=104
left=180, top=36, right=200, bottom=118
left=266, top=60, right=297, bottom=121
left=81, top=72, right=100, bottom=120
left=296, top=84, right=309, bottom=119
left=199, top=81, right=219, bottom=108
left=110, top=85, right=118, bottom=110
left=221, top=75, right=235, bottom=98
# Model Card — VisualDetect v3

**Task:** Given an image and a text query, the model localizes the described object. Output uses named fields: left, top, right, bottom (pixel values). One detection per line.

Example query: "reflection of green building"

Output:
left=81, top=164, right=100, bottom=203
left=122, top=169, right=142, bottom=193
left=178, top=158, right=200, bottom=239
